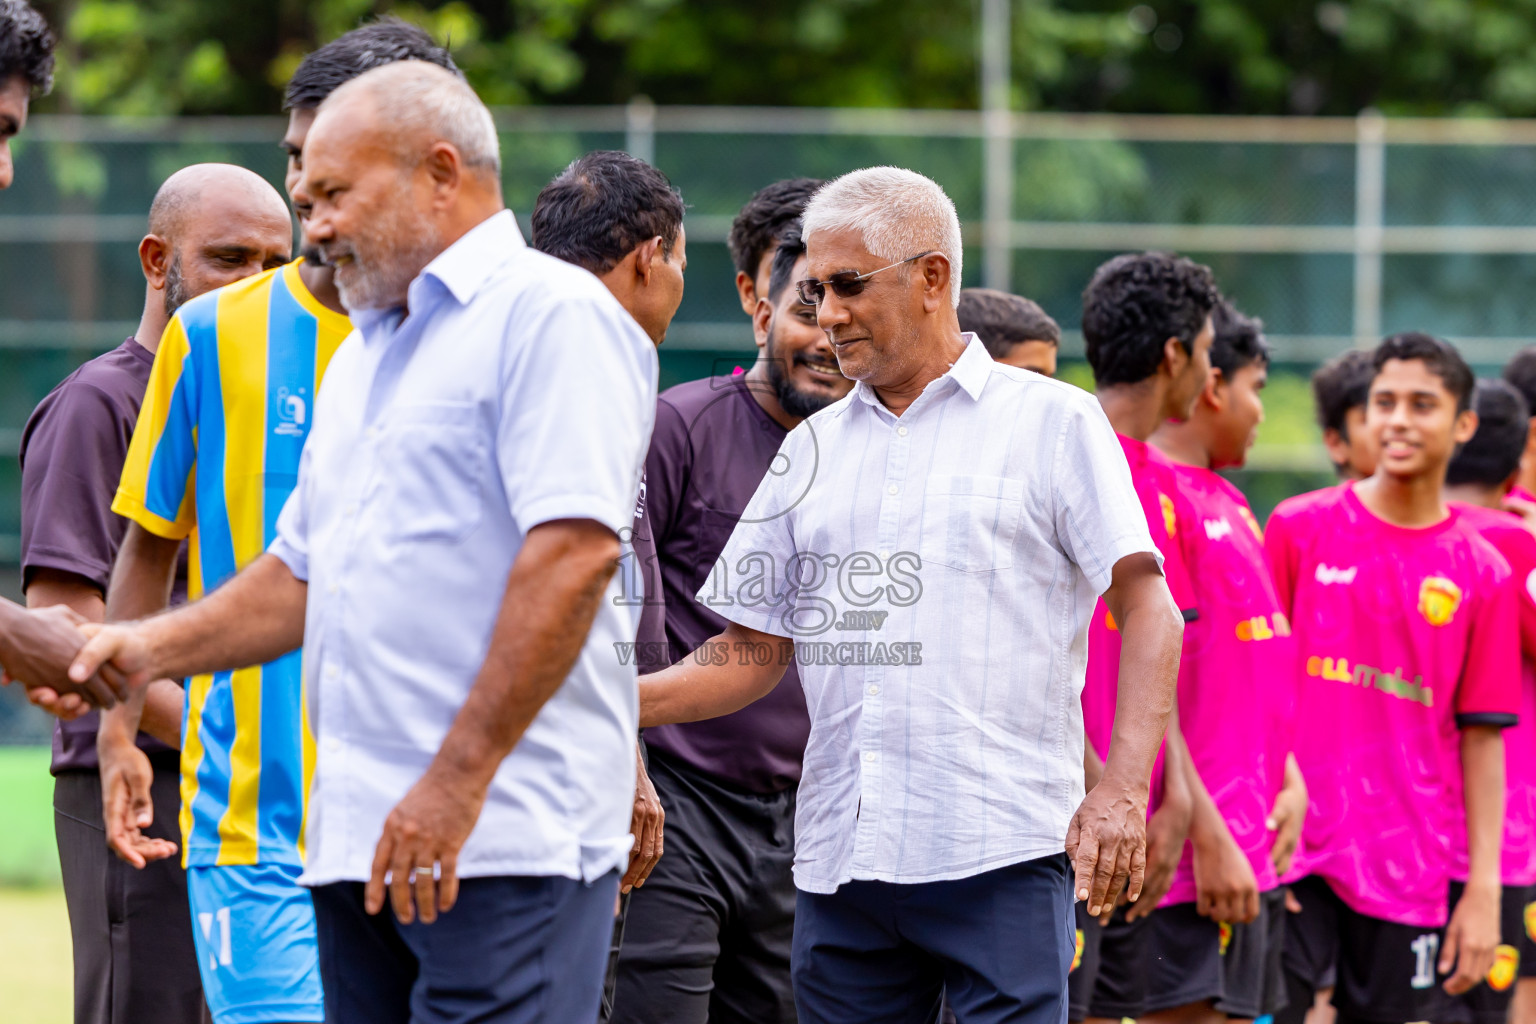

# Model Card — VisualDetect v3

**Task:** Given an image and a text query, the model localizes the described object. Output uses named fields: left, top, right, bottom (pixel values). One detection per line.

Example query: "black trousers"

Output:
left=54, top=760, right=209, bottom=1024
left=608, top=746, right=798, bottom=1024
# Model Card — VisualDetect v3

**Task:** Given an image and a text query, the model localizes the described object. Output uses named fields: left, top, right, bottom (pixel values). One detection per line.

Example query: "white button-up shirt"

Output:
left=270, top=210, right=657, bottom=887
left=701, top=335, right=1157, bottom=893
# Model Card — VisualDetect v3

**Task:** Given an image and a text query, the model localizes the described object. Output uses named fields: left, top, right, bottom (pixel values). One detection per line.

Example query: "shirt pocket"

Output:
left=917, top=474, right=1025, bottom=573
left=379, top=401, right=488, bottom=544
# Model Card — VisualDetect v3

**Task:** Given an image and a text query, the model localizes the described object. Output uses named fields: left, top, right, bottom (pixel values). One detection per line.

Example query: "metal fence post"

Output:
left=980, top=0, right=1013, bottom=292
left=1352, top=109, right=1386, bottom=349
left=626, top=95, right=657, bottom=166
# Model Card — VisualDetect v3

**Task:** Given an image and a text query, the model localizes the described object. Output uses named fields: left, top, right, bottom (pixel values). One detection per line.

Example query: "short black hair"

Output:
left=1081, top=251, right=1219, bottom=387
left=766, top=221, right=806, bottom=304
left=1372, top=331, right=1475, bottom=413
left=1311, top=349, right=1375, bottom=439
left=1210, top=297, right=1269, bottom=380
left=1447, top=379, right=1530, bottom=487
left=284, top=17, right=458, bottom=111
left=530, top=150, right=685, bottom=275
left=957, top=288, right=1060, bottom=360
left=0, top=0, right=53, bottom=95
left=728, top=178, right=824, bottom=277
left=1502, top=346, right=1536, bottom=420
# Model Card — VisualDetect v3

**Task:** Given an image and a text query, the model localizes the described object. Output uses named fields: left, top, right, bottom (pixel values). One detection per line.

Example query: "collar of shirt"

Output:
left=350, top=209, right=526, bottom=345
left=850, top=332, right=991, bottom=415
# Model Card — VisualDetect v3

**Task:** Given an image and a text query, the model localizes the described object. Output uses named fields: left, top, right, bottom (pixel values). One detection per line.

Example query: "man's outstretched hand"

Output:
left=0, top=605, right=125, bottom=710
left=99, top=737, right=177, bottom=868
left=1066, top=775, right=1149, bottom=922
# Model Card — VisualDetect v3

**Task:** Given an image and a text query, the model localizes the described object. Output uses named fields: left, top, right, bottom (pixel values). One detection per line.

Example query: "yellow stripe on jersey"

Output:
left=116, top=259, right=352, bottom=869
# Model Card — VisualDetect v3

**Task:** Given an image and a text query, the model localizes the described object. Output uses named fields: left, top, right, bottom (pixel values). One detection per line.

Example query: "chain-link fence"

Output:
left=4, top=105, right=1536, bottom=739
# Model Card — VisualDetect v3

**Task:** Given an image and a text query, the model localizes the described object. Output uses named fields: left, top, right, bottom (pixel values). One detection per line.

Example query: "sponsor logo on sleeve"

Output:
left=1238, top=506, right=1264, bottom=540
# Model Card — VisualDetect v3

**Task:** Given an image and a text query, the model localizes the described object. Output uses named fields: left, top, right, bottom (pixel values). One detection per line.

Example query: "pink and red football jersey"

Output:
left=1447, top=501, right=1536, bottom=888
left=1267, top=483, right=1520, bottom=926
left=1161, top=462, right=1295, bottom=906
left=1082, top=434, right=1196, bottom=812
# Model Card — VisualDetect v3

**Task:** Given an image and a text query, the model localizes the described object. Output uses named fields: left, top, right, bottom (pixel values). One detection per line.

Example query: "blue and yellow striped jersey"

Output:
left=113, top=259, right=352, bottom=868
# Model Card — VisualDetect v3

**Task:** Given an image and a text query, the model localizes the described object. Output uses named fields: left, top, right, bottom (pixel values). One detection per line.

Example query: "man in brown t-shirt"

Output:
left=19, top=164, right=291, bottom=1024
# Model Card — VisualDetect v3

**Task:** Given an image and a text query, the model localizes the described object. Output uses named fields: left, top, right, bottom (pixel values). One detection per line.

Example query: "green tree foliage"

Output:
left=29, top=0, right=1536, bottom=116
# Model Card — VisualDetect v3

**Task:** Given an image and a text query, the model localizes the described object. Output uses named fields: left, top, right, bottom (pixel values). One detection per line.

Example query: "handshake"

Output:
left=0, top=602, right=154, bottom=718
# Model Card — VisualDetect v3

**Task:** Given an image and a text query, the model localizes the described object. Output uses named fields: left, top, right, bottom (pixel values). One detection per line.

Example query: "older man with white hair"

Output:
left=68, top=61, right=657, bottom=1023
left=636, top=166, right=1183, bottom=1023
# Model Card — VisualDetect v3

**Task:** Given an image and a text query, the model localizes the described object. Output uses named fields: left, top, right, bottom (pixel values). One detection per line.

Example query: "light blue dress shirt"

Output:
left=270, top=209, right=658, bottom=886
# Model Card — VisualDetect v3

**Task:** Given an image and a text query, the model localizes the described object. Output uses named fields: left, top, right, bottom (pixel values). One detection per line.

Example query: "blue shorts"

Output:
left=186, top=862, right=325, bottom=1024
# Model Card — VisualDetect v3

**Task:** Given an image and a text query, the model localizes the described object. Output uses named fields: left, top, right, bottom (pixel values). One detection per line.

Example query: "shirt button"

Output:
left=328, top=583, right=339, bottom=595
left=868, top=684, right=880, bottom=696
left=324, top=665, right=338, bottom=679
left=864, top=751, right=877, bottom=763
left=345, top=503, right=358, bottom=516
left=887, top=484, right=898, bottom=496
left=878, top=550, right=889, bottom=560
left=326, top=738, right=341, bottom=753
left=366, top=427, right=379, bottom=440
left=897, top=426, right=908, bottom=437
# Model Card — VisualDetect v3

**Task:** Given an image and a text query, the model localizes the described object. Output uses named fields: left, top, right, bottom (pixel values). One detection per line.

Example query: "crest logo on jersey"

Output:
left=274, top=386, right=308, bottom=438
left=1315, top=564, right=1357, bottom=585
left=1238, top=505, right=1263, bottom=540
left=1418, top=576, right=1463, bottom=627
left=1070, top=928, right=1085, bottom=972
left=1489, top=945, right=1520, bottom=991
left=1203, top=517, right=1232, bottom=541
left=1218, top=921, right=1233, bottom=956
left=1159, top=493, right=1177, bottom=538
left=1524, top=900, right=1536, bottom=943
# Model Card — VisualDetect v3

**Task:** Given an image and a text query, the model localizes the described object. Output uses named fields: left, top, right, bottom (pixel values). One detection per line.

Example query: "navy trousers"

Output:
left=792, top=854, right=1074, bottom=1024
left=312, top=870, right=620, bottom=1024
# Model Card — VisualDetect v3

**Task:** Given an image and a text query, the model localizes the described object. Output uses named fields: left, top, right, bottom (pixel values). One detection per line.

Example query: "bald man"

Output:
left=73, top=61, right=657, bottom=1024
left=18, top=162, right=290, bottom=1024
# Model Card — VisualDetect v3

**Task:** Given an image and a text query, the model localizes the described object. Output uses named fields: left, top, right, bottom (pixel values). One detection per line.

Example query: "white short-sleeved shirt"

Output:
left=700, top=335, right=1158, bottom=894
left=270, top=210, right=657, bottom=887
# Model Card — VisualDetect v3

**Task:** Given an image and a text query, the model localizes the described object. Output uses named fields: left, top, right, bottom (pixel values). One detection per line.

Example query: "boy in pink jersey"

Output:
left=1501, top=346, right=1536, bottom=505
left=1072, top=251, right=1214, bottom=1024
left=1444, top=378, right=1536, bottom=1024
left=1147, top=300, right=1307, bottom=1023
left=1312, top=350, right=1379, bottom=482
left=1269, top=333, right=1519, bottom=1024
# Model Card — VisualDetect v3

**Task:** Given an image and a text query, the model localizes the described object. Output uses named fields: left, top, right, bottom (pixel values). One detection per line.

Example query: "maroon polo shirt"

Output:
left=641, top=373, right=809, bottom=794
left=19, top=337, right=188, bottom=774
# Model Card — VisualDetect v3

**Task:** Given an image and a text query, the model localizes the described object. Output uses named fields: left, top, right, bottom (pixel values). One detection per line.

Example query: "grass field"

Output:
left=0, top=887, right=71, bottom=1024
left=0, top=746, right=70, bottom=1023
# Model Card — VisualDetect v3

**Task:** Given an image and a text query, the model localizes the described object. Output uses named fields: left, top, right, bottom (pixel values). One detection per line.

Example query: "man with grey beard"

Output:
left=71, top=61, right=657, bottom=1023
left=18, top=163, right=291, bottom=1024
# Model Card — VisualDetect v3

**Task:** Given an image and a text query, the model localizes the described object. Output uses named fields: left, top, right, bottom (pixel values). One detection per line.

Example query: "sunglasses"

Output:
left=795, top=251, right=938, bottom=306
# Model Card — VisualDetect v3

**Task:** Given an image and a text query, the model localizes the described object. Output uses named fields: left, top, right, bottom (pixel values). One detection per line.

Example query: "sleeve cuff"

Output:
left=697, top=596, right=796, bottom=640
left=514, top=494, right=628, bottom=538
left=1086, top=534, right=1166, bottom=597
left=20, top=548, right=111, bottom=594
left=268, top=536, right=309, bottom=583
left=1456, top=712, right=1518, bottom=729
left=111, top=490, right=193, bottom=541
